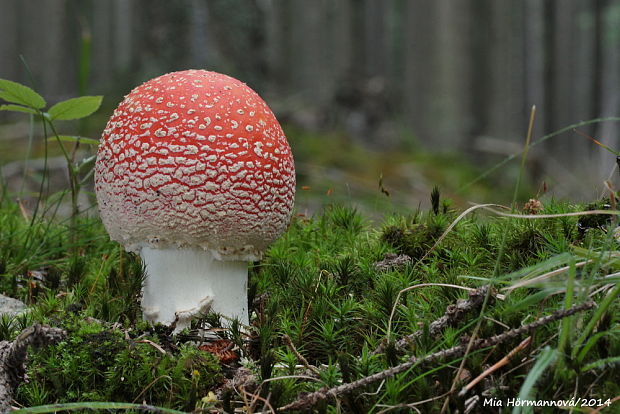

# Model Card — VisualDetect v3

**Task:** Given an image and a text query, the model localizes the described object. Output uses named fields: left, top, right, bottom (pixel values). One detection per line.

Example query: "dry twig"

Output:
left=458, top=336, right=531, bottom=397
left=279, top=301, right=595, bottom=412
left=375, top=285, right=494, bottom=355
left=282, top=334, right=321, bottom=376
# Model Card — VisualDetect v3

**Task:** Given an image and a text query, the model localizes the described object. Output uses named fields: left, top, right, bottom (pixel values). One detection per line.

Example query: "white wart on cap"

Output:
left=95, top=70, right=296, bottom=330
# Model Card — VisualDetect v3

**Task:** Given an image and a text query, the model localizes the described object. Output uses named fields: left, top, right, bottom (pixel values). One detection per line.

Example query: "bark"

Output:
left=0, top=324, right=65, bottom=413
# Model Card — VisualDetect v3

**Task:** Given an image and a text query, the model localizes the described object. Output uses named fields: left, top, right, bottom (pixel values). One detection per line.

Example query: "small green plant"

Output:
left=0, top=78, right=102, bottom=240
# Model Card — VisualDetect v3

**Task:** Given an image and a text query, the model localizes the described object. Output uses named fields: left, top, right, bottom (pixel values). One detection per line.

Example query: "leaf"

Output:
left=47, top=95, right=103, bottom=121
left=48, top=135, right=100, bottom=146
left=0, top=78, right=46, bottom=109
left=512, top=347, right=557, bottom=414
left=0, top=104, right=38, bottom=115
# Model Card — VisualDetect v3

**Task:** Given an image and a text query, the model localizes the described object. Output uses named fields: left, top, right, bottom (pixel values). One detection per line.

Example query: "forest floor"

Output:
left=0, top=190, right=618, bottom=413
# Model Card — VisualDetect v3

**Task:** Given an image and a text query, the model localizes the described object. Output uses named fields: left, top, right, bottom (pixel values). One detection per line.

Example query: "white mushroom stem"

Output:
left=139, top=246, right=249, bottom=332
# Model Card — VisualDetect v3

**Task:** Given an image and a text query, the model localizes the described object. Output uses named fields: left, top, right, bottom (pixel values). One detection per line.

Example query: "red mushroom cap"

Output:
left=95, top=70, right=295, bottom=260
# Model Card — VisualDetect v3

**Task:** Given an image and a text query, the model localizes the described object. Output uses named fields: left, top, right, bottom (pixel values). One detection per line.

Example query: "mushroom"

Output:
left=94, top=70, right=295, bottom=331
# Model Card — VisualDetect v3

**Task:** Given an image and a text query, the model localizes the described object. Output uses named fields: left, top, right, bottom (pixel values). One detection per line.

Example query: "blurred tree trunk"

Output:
left=90, top=1, right=113, bottom=89
left=0, top=0, right=20, bottom=82
left=485, top=1, right=525, bottom=141
left=112, top=0, right=133, bottom=72
left=524, top=0, right=546, bottom=140
left=435, top=0, right=474, bottom=149
left=595, top=0, right=620, bottom=178
left=17, top=0, right=75, bottom=100
left=0, top=0, right=618, bottom=198
left=403, top=0, right=440, bottom=147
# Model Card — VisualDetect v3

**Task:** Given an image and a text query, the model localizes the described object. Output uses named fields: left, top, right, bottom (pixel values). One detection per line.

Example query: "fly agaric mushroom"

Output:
left=95, top=70, right=295, bottom=331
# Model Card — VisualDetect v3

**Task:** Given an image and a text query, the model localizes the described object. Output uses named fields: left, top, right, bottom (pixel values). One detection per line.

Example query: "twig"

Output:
left=473, top=205, right=620, bottom=220
left=279, top=301, right=595, bottom=412
left=375, top=285, right=494, bottom=355
left=458, top=336, right=531, bottom=397
left=282, top=334, right=321, bottom=376
left=503, top=260, right=591, bottom=294
left=585, top=395, right=620, bottom=414
left=135, top=339, right=167, bottom=355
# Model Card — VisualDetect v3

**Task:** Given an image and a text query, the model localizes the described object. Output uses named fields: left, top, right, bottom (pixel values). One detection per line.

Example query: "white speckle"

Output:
left=154, top=129, right=166, bottom=137
left=245, top=125, right=254, bottom=132
left=253, top=142, right=263, bottom=157
left=184, top=145, right=199, bottom=155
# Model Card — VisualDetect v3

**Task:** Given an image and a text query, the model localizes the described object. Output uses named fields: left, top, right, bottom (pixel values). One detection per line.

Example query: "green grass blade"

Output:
left=577, top=330, right=620, bottom=365
left=581, top=356, right=620, bottom=372
left=14, top=402, right=188, bottom=413
left=557, top=258, right=576, bottom=357
left=513, top=347, right=558, bottom=414
left=573, top=283, right=620, bottom=359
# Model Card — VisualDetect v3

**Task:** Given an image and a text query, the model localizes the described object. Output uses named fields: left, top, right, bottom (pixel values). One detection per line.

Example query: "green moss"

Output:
left=17, top=317, right=222, bottom=410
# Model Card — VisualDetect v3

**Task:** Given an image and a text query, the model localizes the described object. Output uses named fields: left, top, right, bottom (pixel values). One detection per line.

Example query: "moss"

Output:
left=17, top=317, right=222, bottom=411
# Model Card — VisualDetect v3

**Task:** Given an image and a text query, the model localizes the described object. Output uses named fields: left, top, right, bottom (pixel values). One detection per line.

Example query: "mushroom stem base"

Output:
left=139, top=247, right=248, bottom=332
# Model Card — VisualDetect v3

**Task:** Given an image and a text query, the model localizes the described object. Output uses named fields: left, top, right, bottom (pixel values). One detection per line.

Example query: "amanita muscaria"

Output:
left=95, top=70, right=295, bottom=331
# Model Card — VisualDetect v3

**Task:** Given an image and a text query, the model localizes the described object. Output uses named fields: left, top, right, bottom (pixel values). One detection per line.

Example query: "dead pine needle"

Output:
left=282, top=334, right=321, bottom=376
left=458, top=336, right=532, bottom=397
